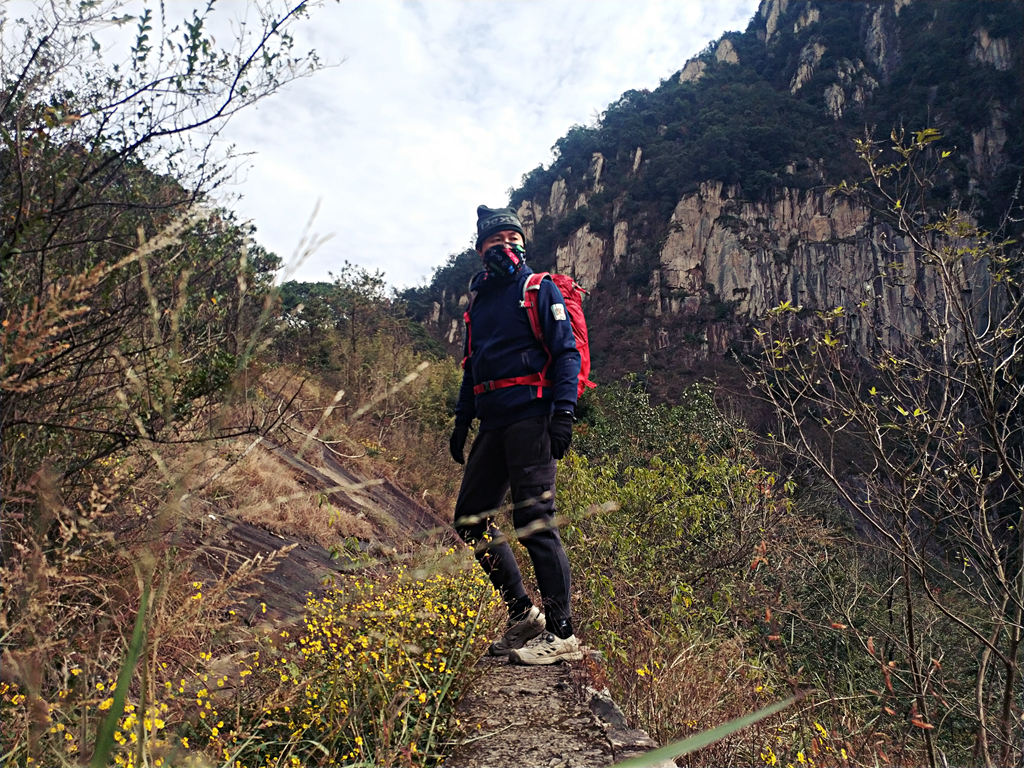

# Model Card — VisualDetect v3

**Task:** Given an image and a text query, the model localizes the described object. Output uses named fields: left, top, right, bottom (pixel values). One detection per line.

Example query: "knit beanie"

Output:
left=475, top=205, right=525, bottom=250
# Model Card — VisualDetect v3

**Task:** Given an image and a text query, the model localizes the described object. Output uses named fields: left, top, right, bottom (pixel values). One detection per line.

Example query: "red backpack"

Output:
left=465, top=272, right=596, bottom=399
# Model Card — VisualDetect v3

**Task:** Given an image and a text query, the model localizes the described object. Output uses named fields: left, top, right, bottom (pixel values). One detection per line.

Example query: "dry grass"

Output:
left=0, top=453, right=286, bottom=763
left=255, top=358, right=465, bottom=521
left=624, top=630, right=778, bottom=766
left=189, top=444, right=373, bottom=548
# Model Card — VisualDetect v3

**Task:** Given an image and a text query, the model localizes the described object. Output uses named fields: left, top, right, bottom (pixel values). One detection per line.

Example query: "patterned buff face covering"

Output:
left=483, top=243, right=526, bottom=277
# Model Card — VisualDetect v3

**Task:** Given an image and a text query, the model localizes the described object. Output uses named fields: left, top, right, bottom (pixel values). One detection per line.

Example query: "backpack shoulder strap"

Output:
left=520, top=272, right=549, bottom=342
left=461, top=277, right=479, bottom=369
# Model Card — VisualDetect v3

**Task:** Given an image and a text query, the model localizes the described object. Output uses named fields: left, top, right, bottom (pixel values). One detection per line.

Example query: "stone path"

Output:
left=447, top=654, right=671, bottom=768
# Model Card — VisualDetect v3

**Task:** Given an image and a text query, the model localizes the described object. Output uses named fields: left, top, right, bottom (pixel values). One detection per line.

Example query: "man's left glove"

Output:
left=549, top=411, right=574, bottom=460
left=449, top=422, right=470, bottom=464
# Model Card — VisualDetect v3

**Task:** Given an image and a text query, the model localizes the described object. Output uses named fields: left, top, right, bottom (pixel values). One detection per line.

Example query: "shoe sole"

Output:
left=487, top=625, right=545, bottom=656
left=487, top=612, right=545, bottom=656
left=508, top=649, right=583, bottom=666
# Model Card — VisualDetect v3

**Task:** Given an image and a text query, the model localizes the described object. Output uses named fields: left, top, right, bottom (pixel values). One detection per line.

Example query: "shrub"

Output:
left=0, top=539, right=501, bottom=768
left=560, top=389, right=810, bottom=764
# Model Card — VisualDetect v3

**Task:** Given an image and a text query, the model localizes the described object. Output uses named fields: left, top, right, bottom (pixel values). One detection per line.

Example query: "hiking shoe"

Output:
left=488, top=605, right=546, bottom=656
left=508, top=632, right=583, bottom=665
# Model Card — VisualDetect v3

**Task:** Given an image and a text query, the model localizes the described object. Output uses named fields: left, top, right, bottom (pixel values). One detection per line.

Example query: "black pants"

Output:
left=453, top=414, right=572, bottom=630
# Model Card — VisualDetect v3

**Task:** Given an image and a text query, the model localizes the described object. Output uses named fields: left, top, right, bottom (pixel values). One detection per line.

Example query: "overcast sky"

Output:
left=3, top=0, right=762, bottom=289
left=206, top=0, right=764, bottom=290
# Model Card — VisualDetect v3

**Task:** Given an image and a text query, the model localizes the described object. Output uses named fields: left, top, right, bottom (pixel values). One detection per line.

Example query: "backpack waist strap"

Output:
left=473, top=371, right=551, bottom=396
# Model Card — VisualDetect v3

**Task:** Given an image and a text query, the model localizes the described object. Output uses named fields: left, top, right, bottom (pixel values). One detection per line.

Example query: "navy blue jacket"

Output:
left=456, top=266, right=581, bottom=431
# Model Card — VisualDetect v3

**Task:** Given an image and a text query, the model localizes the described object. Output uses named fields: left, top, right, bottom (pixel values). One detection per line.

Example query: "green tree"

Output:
left=1, top=4, right=323, bottom=765
left=1, top=0, right=315, bottom=495
left=402, top=248, right=479, bottom=322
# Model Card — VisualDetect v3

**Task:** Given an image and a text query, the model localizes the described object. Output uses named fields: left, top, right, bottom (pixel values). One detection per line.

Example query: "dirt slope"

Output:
left=186, top=440, right=454, bottom=622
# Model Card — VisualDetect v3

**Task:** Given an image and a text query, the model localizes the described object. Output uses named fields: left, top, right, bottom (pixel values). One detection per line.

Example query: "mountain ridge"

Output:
left=407, top=0, right=1022, bottom=398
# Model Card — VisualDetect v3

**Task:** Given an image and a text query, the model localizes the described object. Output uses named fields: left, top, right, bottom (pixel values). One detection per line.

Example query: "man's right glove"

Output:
left=449, top=422, right=470, bottom=464
left=549, top=410, right=575, bottom=460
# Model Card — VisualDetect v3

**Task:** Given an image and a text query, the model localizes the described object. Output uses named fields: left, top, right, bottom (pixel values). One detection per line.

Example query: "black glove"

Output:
left=449, top=422, right=469, bottom=464
left=549, top=411, right=574, bottom=460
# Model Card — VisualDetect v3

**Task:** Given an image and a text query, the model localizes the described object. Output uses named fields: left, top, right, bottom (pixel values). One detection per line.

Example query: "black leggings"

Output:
left=453, top=414, right=572, bottom=630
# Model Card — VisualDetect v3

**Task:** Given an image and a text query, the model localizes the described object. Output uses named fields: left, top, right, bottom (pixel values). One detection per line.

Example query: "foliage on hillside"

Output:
left=510, top=0, right=1021, bottom=222
left=559, top=364, right=1022, bottom=766
left=270, top=264, right=464, bottom=517
left=1, top=0, right=315, bottom=504
left=1, top=542, right=499, bottom=768
left=560, top=381, right=818, bottom=764
left=402, top=249, right=480, bottom=325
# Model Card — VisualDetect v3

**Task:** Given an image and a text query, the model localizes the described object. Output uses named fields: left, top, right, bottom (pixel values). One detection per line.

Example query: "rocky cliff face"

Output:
left=499, top=0, right=1017, bottom=377
left=656, top=182, right=994, bottom=351
left=420, top=0, right=1020, bottom=388
left=524, top=178, right=992, bottom=360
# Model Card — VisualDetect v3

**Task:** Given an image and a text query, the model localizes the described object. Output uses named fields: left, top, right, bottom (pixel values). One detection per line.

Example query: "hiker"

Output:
left=449, top=204, right=583, bottom=665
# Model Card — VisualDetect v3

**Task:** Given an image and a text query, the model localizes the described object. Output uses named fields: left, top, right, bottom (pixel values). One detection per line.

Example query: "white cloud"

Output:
left=6, top=0, right=761, bottom=290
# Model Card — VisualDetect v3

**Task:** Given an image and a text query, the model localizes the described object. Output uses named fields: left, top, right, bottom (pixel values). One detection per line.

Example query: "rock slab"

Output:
left=447, top=655, right=671, bottom=768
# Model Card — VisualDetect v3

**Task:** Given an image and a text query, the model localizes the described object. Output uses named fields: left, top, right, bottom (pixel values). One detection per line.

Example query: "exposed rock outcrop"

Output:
left=556, top=225, right=606, bottom=289
left=823, top=58, right=879, bottom=118
left=428, top=0, right=1017, bottom=379
left=865, top=3, right=901, bottom=83
left=716, top=38, right=739, bottom=65
left=790, top=40, right=826, bottom=93
left=678, top=58, right=707, bottom=83
left=549, top=177, right=568, bottom=219
left=516, top=199, right=541, bottom=243
left=653, top=182, right=992, bottom=352
left=970, top=103, right=1010, bottom=190
left=449, top=657, right=671, bottom=768
left=631, top=146, right=643, bottom=174
left=588, top=152, right=605, bottom=193
left=759, top=0, right=791, bottom=45
left=506, top=170, right=995, bottom=363
left=971, top=28, right=1014, bottom=71
left=613, top=220, right=629, bottom=265
left=793, top=5, right=819, bottom=34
